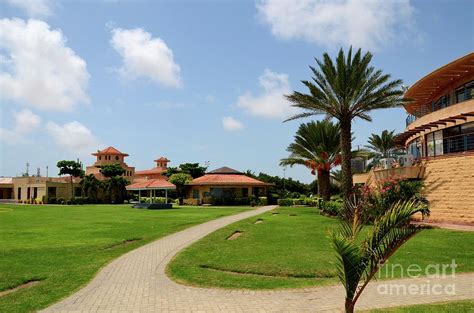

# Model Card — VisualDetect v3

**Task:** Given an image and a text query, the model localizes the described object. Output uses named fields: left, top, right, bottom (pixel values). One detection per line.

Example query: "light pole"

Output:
left=282, top=166, right=287, bottom=194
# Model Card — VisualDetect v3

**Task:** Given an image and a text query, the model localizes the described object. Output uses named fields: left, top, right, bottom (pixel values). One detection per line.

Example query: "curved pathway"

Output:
left=44, top=205, right=474, bottom=312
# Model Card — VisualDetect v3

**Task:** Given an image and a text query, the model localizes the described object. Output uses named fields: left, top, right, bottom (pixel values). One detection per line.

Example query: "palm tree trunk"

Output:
left=345, top=298, right=354, bottom=313
left=70, top=175, right=74, bottom=199
left=340, top=120, right=353, bottom=207
left=318, top=170, right=331, bottom=201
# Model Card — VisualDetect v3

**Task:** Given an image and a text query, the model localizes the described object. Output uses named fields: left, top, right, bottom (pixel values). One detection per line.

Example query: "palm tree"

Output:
left=365, top=129, right=396, bottom=158
left=80, top=174, right=100, bottom=202
left=280, top=120, right=341, bottom=200
left=286, top=47, right=405, bottom=207
left=332, top=199, right=429, bottom=313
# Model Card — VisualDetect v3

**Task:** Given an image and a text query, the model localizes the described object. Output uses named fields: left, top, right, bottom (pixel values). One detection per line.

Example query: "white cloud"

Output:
left=5, top=0, right=54, bottom=17
left=257, top=0, right=416, bottom=50
left=222, top=116, right=244, bottom=131
left=237, top=69, right=297, bottom=119
left=0, top=109, right=41, bottom=144
left=46, top=121, right=99, bottom=155
left=110, top=27, right=181, bottom=87
left=0, top=19, right=90, bottom=111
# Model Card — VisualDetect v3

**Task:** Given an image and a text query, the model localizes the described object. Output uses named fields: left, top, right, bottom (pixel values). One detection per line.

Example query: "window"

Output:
left=75, top=187, right=81, bottom=197
left=455, top=80, right=474, bottom=103
left=426, top=133, right=435, bottom=157
left=192, top=189, right=200, bottom=199
left=17, top=187, right=21, bottom=200
left=432, top=95, right=450, bottom=111
left=115, top=156, right=119, bottom=161
left=48, top=187, right=57, bottom=198
left=434, top=130, right=443, bottom=156
left=242, top=188, right=248, bottom=197
left=33, top=187, right=38, bottom=199
left=27, top=187, right=31, bottom=199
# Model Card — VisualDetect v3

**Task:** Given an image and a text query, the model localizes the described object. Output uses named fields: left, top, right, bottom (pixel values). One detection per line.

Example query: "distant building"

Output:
left=185, top=166, right=272, bottom=205
left=85, top=146, right=135, bottom=180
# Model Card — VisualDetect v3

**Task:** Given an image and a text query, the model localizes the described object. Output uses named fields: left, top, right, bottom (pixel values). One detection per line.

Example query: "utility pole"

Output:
left=25, top=162, right=30, bottom=177
left=37, top=168, right=40, bottom=177
left=283, top=166, right=287, bottom=193
left=46, top=166, right=49, bottom=177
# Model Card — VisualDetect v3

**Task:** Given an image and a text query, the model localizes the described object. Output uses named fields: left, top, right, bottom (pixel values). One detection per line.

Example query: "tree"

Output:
left=332, top=199, right=429, bottom=313
left=57, top=160, right=84, bottom=199
left=99, top=164, right=127, bottom=204
left=280, top=120, right=341, bottom=201
left=285, top=47, right=405, bottom=207
left=164, top=163, right=207, bottom=178
left=99, top=163, right=125, bottom=178
left=365, top=129, right=397, bottom=158
left=168, top=173, right=193, bottom=204
left=80, top=174, right=100, bottom=202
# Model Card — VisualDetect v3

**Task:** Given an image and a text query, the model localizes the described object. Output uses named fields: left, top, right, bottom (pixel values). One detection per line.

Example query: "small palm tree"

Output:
left=80, top=174, right=100, bottom=201
left=332, top=199, right=429, bottom=313
left=365, top=129, right=396, bottom=158
left=280, top=120, right=341, bottom=200
left=286, top=47, right=406, bottom=206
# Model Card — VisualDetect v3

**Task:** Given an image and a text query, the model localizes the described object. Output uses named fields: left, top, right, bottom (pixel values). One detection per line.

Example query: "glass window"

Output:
left=17, top=187, right=21, bottom=200
left=434, top=130, right=443, bottom=156
left=115, top=156, right=119, bottom=161
left=426, top=133, right=435, bottom=157
left=461, top=122, right=474, bottom=134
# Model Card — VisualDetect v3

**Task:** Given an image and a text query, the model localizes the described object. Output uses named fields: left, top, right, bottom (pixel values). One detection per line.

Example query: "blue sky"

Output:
left=0, top=0, right=473, bottom=182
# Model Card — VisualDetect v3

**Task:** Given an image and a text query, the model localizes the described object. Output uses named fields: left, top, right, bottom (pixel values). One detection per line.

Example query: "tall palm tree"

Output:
left=332, top=199, right=429, bottom=313
left=80, top=174, right=100, bottom=201
left=286, top=47, right=405, bottom=206
left=280, top=120, right=341, bottom=201
left=365, top=129, right=396, bottom=158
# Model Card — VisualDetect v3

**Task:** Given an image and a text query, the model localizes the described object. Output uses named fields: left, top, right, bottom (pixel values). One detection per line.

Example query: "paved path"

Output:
left=43, top=205, right=474, bottom=313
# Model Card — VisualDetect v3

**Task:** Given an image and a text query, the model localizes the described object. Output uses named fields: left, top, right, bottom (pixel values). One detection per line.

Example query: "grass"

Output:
left=0, top=204, right=250, bottom=313
left=168, top=206, right=474, bottom=290
left=368, top=299, right=474, bottom=312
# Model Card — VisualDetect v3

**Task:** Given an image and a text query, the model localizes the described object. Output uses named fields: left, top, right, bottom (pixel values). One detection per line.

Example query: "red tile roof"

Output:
left=126, top=178, right=176, bottom=190
left=208, top=166, right=242, bottom=174
left=188, top=174, right=272, bottom=186
left=134, top=167, right=167, bottom=176
left=92, top=146, right=129, bottom=156
left=154, top=157, right=170, bottom=162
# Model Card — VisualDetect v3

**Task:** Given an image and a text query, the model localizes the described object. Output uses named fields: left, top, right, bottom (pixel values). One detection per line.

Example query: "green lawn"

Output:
left=0, top=204, right=250, bottom=313
left=168, top=206, right=474, bottom=290
left=368, top=299, right=474, bottom=312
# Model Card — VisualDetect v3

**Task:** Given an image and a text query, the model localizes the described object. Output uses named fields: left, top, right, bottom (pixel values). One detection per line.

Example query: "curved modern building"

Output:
left=394, top=52, right=474, bottom=223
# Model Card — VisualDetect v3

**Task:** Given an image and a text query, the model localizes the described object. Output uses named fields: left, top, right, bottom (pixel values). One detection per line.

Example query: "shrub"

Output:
left=234, top=197, right=250, bottom=205
left=258, top=196, right=268, bottom=206
left=48, top=197, right=57, bottom=204
left=304, top=197, right=320, bottom=207
left=320, top=200, right=343, bottom=217
left=292, top=198, right=306, bottom=205
left=57, top=197, right=65, bottom=204
left=277, top=198, right=294, bottom=206
left=356, top=177, right=428, bottom=222
left=66, top=200, right=72, bottom=205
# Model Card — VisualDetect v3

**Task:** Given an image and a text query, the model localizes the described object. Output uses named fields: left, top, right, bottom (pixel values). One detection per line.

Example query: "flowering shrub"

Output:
left=356, top=177, right=428, bottom=222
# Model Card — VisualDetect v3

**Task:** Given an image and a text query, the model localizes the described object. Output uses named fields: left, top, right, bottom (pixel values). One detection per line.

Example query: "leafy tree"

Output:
left=99, top=163, right=127, bottom=203
left=164, top=163, right=207, bottom=178
left=280, top=120, right=341, bottom=201
left=57, top=160, right=84, bottom=199
left=169, top=173, right=193, bottom=204
left=80, top=174, right=101, bottom=202
left=285, top=47, right=405, bottom=207
left=245, top=171, right=310, bottom=197
left=99, top=163, right=125, bottom=178
left=332, top=199, right=429, bottom=313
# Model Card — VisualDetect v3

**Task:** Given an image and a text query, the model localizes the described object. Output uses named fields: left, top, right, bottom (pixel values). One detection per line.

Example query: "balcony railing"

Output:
left=443, top=132, right=474, bottom=154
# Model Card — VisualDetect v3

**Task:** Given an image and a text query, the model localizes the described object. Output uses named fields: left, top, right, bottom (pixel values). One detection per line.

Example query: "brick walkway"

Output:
left=43, top=205, right=474, bottom=313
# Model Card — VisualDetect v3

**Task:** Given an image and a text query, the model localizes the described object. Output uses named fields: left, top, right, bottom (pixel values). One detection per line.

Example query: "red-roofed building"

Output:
left=185, top=166, right=272, bottom=205
left=85, top=146, right=135, bottom=180
left=134, top=157, right=170, bottom=180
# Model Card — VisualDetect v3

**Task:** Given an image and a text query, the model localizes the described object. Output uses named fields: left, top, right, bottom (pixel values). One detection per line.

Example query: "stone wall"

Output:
left=423, top=154, right=474, bottom=224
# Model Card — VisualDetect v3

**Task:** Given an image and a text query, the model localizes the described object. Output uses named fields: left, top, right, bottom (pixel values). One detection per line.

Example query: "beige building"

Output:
left=0, top=176, right=81, bottom=203
left=85, top=146, right=135, bottom=181
left=356, top=53, right=474, bottom=224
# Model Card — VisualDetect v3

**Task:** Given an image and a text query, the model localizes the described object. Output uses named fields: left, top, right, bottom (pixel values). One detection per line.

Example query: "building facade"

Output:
left=185, top=166, right=272, bottom=205
left=85, top=146, right=135, bottom=180
left=361, top=53, right=474, bottom=224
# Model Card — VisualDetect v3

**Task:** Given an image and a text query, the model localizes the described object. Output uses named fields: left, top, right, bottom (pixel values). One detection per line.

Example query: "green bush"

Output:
left=258, top=196, right=268, bottom=206
left=48, top=197, right=57, bottom=204
left=304, top=197, right=320, bottom=207
left=277, top=198, right=294, bottom=206
left=320, top=200, right=343, bottom=217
